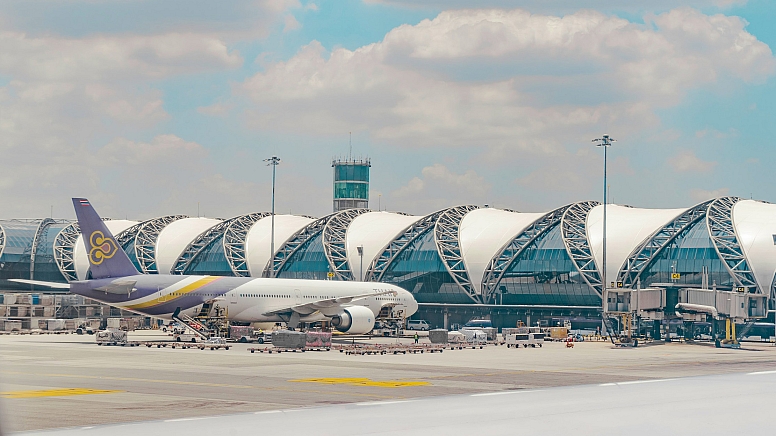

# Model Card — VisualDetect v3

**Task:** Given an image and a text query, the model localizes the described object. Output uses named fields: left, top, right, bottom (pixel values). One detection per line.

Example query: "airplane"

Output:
left=12, top=198, right=418, bottom=334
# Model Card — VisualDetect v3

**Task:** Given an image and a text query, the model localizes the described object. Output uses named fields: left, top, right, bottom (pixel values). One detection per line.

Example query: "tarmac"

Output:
left=2, top=331, right=776, bottom=433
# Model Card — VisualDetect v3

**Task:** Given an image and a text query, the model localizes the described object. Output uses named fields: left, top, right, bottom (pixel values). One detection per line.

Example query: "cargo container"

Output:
left=305, top=331, right=332, bottom=348
left=271, top=330, right=307, bottom=348
left=47, top=319, right=66, bottom=331
left=548, top=327, right=569, bottom=340
left=429, top=329, right=448, bottom=344
left=107, top=318, right=121, bottom=329
left=1, top=320, right=22, bottom=332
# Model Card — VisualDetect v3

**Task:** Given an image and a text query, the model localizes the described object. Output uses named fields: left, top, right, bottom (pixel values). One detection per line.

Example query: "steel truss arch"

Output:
left=30, top=218, right=68, bottom=280
left=706, top=196, right=758, bottom=291
left=170, top=213, right=270, bottom=276
left=134, top=215, right=188, bottom=274
left=322, top=208, right=371, bottom=281
left=560, top=201, right=602, bottom=297
left=617, top=199, right=714, bottom=287
left=481, top=204, right=572, bottom=303
left=115, top=222, right=143, bottom=250
left=53, top=222, right=81, bottom=282
left=364, top=210, right=445, bottom=282
left=223, top=213, right=271, bottom=277
left=265, top=215, right=332, bottom=278
left=434, top=205, right=481, bottom=302
left=0, top=224, right=6, bottom=262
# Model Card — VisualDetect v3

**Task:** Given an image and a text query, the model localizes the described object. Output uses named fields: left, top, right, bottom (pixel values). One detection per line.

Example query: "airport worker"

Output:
left=414, top=333, right=419, bottom=344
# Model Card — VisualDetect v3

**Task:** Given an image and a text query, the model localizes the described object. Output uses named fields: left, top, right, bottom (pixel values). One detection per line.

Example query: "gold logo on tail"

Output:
left=88, top=231, right=118, bottom=265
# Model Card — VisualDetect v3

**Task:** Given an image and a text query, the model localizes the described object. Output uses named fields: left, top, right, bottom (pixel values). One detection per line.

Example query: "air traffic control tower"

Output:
left=332, top=157, right=370, bottom=212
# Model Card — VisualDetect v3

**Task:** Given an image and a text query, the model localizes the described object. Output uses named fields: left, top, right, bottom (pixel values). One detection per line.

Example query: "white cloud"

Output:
left=0, top=0, right=300, bottom=41
left=364, top=1, right=748, bottom=12
left=0, top=31, right=241, bottom=82
left=197, top=102, right=233, bottom=117
left=283, top=14, right=302, bottom=32
left=98, top=135, right=207, bottom=166
left=690, top=187, right=730, bottom=202
left=240, top=8, right=774, bottom=161
left=669, top=150, right=717, bottom=172
left=391, top=164, right=490, bottom=212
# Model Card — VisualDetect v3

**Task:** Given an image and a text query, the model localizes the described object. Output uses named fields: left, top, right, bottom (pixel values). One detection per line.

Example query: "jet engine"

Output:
left=330, top=306, right=375, bottom=334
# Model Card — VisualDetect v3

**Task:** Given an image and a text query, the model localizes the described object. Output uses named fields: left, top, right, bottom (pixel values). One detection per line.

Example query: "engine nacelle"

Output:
left=330, top=306, right=375, bottom=334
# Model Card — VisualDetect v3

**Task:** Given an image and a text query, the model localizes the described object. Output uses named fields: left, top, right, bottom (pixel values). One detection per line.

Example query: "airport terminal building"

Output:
left=1, top=196, right=775, bottom=327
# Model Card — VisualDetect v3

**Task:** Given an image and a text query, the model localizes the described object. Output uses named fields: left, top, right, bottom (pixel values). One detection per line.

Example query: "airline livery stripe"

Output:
left=125, top=276, right=223, bottom=310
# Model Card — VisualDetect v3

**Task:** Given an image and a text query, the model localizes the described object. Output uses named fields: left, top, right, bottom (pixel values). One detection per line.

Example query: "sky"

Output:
left=0, top=0, right=774, bottom=220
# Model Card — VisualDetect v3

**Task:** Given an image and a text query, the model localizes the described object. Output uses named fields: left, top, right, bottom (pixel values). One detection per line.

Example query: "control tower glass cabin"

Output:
left=332, top=158, right=371, bottom=212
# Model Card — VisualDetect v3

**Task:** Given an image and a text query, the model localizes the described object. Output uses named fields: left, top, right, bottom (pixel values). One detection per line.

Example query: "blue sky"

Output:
left=0, top=0, right=773, bottom=219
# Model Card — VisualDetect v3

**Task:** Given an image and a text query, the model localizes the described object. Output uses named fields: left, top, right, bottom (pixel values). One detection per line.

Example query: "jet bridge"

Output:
left=604, top=285, right=768, bottom=347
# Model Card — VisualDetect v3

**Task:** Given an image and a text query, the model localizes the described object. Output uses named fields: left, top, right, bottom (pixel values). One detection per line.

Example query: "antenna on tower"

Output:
left=349, top=131, right=352, bottom=159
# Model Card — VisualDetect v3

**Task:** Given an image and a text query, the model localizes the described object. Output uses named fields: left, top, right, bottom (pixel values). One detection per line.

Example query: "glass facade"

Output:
left=183, top=235, right=233, bottom=276
left=0, top=220, right=70, bottom=290
left=334, top=164, right=369, bottom=183
left=0, top=201, right=756, bottom=304
left=120, top=238, right=143, bottom=273
left=32, top=222, right=69, bottom=282
left=276, top=233, right=332, bottom=280
left=381, top=228, right=471, bottom=304
left=333, top=160, right=370, bottom=212
left=334, top=182, right=368, bottom=200
left=639, top=218, right=733, bottom=288
left=495, top=224, right=600, bottom=306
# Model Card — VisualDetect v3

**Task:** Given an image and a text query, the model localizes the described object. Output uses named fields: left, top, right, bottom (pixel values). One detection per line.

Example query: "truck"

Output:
left=506, top=332, right=545, bottom=348
left=372, top=319, right=403, bottom=337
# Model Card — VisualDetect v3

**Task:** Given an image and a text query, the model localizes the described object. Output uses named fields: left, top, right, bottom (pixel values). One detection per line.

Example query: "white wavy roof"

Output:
left=733, top=200, right=776, bottom=293
left=246, top=215, right=314, bottom=277
left=587, top=205, right=685, bottom=286
left=345, top=212, right=423, bottom=281
left=74, top=220, right=138, bottom=280
left=459, top=209, right=545, bottom=294
left=155, top=218, right=222, bottom=274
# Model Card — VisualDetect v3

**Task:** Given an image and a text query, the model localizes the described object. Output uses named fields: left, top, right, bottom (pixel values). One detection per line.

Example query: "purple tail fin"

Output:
left=72, top=198, right=139, bottom=279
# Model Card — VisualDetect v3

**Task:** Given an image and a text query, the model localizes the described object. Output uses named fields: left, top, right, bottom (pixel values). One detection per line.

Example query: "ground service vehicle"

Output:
left=506, top=332, right=545, bottom=348
left=406, top=320, right=430, bottom=331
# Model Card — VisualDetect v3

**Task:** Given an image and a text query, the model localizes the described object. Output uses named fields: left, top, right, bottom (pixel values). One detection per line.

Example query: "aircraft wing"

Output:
left=264, top=289, right=397, bottom=316
left=7, top=279, right=71, bottom=289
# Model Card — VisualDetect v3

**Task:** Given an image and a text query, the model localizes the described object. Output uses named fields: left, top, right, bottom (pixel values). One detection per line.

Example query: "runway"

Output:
left=18, top=371, right=776, bottom=435
left=2, top=331, right=776, bottom=433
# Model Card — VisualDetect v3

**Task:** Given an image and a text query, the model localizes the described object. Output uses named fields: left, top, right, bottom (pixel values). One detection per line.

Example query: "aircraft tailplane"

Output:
left=72, top=198, right=139, bottom=279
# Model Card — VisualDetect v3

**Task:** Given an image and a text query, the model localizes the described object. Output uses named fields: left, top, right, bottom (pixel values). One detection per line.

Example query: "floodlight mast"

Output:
left=264, top=156, right=281, bottom=278
left=592, top=135, right=615, bottom=314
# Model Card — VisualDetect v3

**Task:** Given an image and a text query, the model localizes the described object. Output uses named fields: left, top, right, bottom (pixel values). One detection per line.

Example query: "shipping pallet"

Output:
left=96, top=341, right=231, bottom=350
left=248, top=346, right=331, bottom=354
left=334, top=343, right=448, bottom=355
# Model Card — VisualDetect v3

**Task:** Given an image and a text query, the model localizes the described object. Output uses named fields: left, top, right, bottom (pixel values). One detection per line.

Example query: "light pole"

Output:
left=357, top=245, right=364, bottom=281
left=592, top=135, right=615, bottom=312
left=264, top=155, right=281, bottom=278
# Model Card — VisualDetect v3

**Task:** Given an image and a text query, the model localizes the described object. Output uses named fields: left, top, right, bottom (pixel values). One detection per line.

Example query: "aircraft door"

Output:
left=228, top=291, right=238, bottom=305
left=294, top=289, right=302, bottom=305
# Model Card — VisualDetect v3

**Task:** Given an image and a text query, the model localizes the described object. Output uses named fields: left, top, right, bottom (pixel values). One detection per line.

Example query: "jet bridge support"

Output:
left=604, top=285, right=768, bottom=347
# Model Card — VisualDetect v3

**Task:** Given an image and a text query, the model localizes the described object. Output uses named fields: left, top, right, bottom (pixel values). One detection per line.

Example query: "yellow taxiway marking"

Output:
left=0, top=371, right=400, bottom=400
left=290, top=378, right=430, bottom=388
left=0, top=388, right=123, bottom=399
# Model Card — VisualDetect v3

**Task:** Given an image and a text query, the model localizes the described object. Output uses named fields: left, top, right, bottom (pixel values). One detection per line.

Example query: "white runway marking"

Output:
left=471, top=390, right=535, bottom=397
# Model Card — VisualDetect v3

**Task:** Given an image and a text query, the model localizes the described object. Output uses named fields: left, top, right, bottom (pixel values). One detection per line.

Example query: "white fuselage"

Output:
left=107, top=277, right=418, bottom=323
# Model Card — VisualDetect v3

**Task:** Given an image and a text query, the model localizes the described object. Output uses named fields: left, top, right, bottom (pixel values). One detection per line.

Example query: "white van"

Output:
left=406, top=320, right=430, bottom=331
